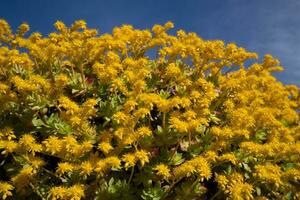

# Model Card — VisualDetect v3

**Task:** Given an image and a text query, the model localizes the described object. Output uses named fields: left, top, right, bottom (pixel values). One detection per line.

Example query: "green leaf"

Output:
left=157, top=125, right=163, bottom=135
left=169, top=152, right=185, bottom=165
left=195, top=125, right=205, bottom=134
left=242, top=163, right=252, bottom=172
left=159, top=89, right=170, bottom=99
left=209, top=114, right=221, bottom=124
left=226, top=164, right=232, bottom=174
left=255, top=187, right=261, bottom=196
left=255, top=131, right=267, bottom=142
left=42, top=113, right=72, bottom=135
left=188, top=144, right=203, bottom=157
left=32, top=117, right=47, bottom=128
left=179, top=140, right=189, bottom=152
left=141, top=183, right=164, bottom=200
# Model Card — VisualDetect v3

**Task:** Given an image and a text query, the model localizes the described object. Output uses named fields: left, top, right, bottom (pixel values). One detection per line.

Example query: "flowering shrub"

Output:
left=0, top=19, right=299, bottom=200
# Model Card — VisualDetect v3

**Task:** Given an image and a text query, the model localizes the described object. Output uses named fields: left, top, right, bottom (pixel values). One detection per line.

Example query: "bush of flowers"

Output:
left=0, top=19, right=299, bottom=200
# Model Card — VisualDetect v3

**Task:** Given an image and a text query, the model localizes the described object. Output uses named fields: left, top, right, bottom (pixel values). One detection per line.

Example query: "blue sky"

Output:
left=1, top=0, right=300, bottom=85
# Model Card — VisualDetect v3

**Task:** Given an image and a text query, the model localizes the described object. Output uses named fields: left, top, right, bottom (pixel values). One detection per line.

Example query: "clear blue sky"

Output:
left=1, top=0, right=300, bottom=85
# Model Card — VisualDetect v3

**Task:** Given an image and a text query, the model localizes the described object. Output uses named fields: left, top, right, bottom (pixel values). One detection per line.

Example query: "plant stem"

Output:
left=161, top=178, right=181, bottom=200
left=128, top=166, right=135, bottom=184
left=80, top=64, right=86, bottom=89
left=42, top=167, right=65, bottom=181
left=29, top=183, right=45, bottom=200
left=190, top=177, right=200, bottom=189
left=162, top=112, right=166, bottom=129
left=209, top=190, right=221, bottom=200
left=170, top=135, right=184, bottom=161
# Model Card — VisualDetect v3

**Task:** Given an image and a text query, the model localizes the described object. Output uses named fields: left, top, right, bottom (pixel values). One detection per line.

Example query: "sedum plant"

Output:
left=0, top=19, right=299, bottom=200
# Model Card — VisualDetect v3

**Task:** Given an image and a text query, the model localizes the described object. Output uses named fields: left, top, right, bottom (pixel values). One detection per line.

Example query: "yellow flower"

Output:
left=192, top=156, right=212, bottom=180
left=164, top=21, right=174, bottom=29
left=95, top=160, right=107, bottom=175
left=95, top=156, right=121, bottom=175
left=135, top=150, right=149, bottom=167
left=0, top=182, right=14, bottom=200
left=12, top=167, right=35, bottom=192
left=81, top=98, right=97, bottom=117
left=173, top=163, right=195, bottom=179
left=69, top=116, right=82, bottom=126
left=56, top=162, right=75, bottom=175
left=215, top=174, right=228, bottom=190
left=0, top=19, right=12, bottom=38
left=71, top=20, right=87, bottom=31
left=133, top=108, right=150, bottom=119
left=133, top=80, right=146, bottom=93
left=152, top=24, right=164, bottom=35
left=81, top=141, right=93, bottom=153
left=210, top=126, right=222, bottom=137
left=156, top=99, right=171, bottom=113
left=29, top=157, right=45, bottom=169
left=165, top=63, right=181, bottom=77
left=203, top=151, right=218, bottom=163
left=18, top=134, right=42, bottom=154
left=283, top=168, right=300, bottom=181
left=58, top=96, right=80, bottom=115
left=49, top=186, right=68, bottom=200
left=11, top=76, right=37, bottom=92
left=67, top=184, right=85, bottom=200
left=136, top=127, right=152, bottom=137
left=229, top=108, right=255, bottom=129
left=0, top=128, right=16, bottom=143
left=226, top=182, right=254, bottom=200
left=123, top=100, right=137, bottom=112
left=122, top=153, right=136, bottom=170
left=183, top=110, right=197, bottom=121
left=254, top=163, right=282, bottom=187
left=54, top=20, right=67, bottom=32
left=0, top=83, right=9, bottom=94
left=0, top=128, right=16, bottom=141
left=114, top=127, right=125, bottom=140
left=30, top=74, right=51, bottom=91
left=218, top=153, right=238, bottom=165
left=17, top=23, right=30, bottom=36
left=55, top=74, right=68, bottom=86
left=63, top=135, right=78, bottom=152
left=169, top=116, right=188, bottom=133
left=98, top=142, right=113, bottom=154
left=173, top=156, right=211, bottom=180
left=179, top=97, right=191, bottom=108
left=80, top=161, right=94, bottom=176
left=49, top=184, right=85, bottom=200
left=113, top=111, right=129, bottom=124
left=0, top=140, right=18, bottom=154
left=154, top=164, right=171, bottom=179
left=42, top=136, right=63, bottom=155
left=105, top=156, right=121, bottom=169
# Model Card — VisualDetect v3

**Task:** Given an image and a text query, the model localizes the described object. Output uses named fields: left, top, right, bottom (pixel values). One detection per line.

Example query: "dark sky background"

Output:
left=1, top=0, right=300, bottom=85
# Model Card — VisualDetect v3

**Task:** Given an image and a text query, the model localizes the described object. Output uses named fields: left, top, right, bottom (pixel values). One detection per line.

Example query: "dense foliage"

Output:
left=0, top=19, right=299, bottom=200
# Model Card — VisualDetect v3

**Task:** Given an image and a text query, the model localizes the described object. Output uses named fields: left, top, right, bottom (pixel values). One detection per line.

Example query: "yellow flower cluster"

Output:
left=254, top=163, right=283, bottom=187
left=43, top=135, right=93, bottom=159
left=173, top=156, right=211, bottom=180
left=49, top=184, right=85, bottom=200
left=216, top=173, right=254, bottom=200
left=11, top=167, right=36, bottom=193
left=58, top=97, right=97, bottom=135
left=0, top=182, right=14, bottom=200
left=0, top=19, right=299, bottom=199
left=95, top=156, right=121, bottom=176
left=154, top=164, right=171, bottom=180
